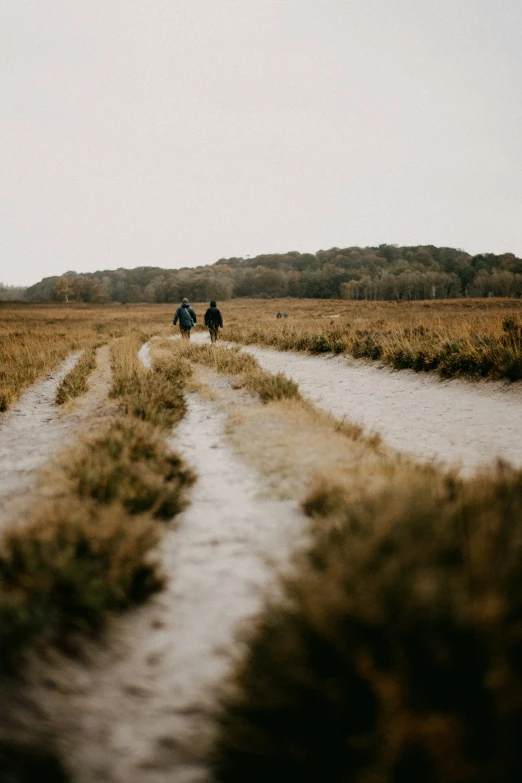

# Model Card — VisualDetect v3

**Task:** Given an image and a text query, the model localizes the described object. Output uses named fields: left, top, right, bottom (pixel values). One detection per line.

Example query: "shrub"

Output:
left=245, top=372, right=300, bottom=403
left=213, top=466, right=522, bottom=783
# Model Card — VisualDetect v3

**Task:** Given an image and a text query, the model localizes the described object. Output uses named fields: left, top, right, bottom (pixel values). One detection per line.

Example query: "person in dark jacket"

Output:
left=204, top=300, right=223, bottom=343
left=173, top=298, right=197, bottom=339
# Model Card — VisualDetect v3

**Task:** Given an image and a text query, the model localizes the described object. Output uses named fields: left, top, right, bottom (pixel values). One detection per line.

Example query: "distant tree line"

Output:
left=0, top=283, right=27, bottom=301
left=21, top=244, right=522, bottom=303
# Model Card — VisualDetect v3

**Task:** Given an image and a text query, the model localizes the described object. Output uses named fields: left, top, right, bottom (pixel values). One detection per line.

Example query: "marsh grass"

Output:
left=55, top=345, right=99, bottom=404
left=0, top=303, right=173, bottom=411
left=2, top=300, right=522, bottom=403
left=223, top=298, right=522, bottom=381
left=213, top=464, right=522, bottom=783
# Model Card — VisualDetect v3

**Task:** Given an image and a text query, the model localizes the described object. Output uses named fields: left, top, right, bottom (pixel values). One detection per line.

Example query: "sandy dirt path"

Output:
left=0, top=345, right=115, bottom=528
left=191, top=333, right=522, bottom=475
left=12, top=350, right=305, bottom=783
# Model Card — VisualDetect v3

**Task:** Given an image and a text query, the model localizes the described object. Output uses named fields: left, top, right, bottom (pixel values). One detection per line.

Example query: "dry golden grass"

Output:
left=0, top=498, right=162, bottom=673
left=66, top=417, right=194, bottom=520
left=166, top=340, right=301, bottom=403
left=213, top=462, right=522, bottom=783
left=4, top=300, right=522, bottom=778
left=55, top=345, right=98, bottom=405
left=0, top=303, right=174, bottom=411
left=5, top=298, right=521, bottom=399
left=219, top=297, right=522, bottom=380
left=110, top=333, right=189, bottom=427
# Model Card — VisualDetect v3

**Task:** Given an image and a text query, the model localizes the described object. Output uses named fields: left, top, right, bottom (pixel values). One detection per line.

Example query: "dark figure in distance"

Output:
left=276, top=311, right=282, bottom=319
left=173, top=297, right=197, bottom=339
left=204, top=300, right=223, bottom=343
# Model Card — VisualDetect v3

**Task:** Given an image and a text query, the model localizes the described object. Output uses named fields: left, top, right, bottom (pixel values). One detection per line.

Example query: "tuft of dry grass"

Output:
left=55, top=345, right=98, bottom=404
left=213, top=463, right=522, bottom=783
left=0, top=499, right=162, bottom=673
left=243, top=371, right=300, bottom=403
left=65, top=417, right=195, bottom=519
left=110, top=334, right=188, bottom=426
left=164, top=340, right=301, bottom=404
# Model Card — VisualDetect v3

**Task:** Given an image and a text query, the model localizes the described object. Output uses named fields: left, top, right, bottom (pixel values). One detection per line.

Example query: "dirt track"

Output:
left=0, top=346, right=115, bottom=528
left=193, top=333, right=522, bottom=475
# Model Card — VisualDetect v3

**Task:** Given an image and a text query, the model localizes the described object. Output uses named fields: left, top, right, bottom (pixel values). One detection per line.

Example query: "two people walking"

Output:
left=173, top=298, right=223, bottom=342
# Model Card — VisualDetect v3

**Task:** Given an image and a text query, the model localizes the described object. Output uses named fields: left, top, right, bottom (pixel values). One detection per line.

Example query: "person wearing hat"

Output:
left=204, top=300, right=223, bottom=343
left=173, top=297, right=197, bottom=339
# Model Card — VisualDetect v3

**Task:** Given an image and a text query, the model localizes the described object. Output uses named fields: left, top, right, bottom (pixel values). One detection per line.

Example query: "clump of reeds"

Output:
left=171, top=341, right=259, bottom=375
left=213, top=464, right=522, bottom=783
left=243, top=371, right=300, bottom=403
left=55, top=345, right=98, bottom=404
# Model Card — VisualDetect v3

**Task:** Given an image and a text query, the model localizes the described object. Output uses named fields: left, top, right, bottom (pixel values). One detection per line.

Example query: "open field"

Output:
left=1, top=302, right=522, bottom=781
left=221, top=297, right=522, bottom=380
left=2, top=299, right=522, bottom=406
left=0, top=303, right=175, bottom=411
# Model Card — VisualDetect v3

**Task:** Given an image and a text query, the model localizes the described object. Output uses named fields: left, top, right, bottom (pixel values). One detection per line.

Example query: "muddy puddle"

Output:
left=190, top=333, right=522, bottom=475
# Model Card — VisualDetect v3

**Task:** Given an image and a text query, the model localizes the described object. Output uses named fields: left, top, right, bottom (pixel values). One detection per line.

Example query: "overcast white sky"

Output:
left=1, top=0, right=521, bottom=286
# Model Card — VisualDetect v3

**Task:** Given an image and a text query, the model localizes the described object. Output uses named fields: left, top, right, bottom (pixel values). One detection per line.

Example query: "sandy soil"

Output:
left=0, top=346, right=116, bottom=528
left=191, top=333, right=522, bottom=475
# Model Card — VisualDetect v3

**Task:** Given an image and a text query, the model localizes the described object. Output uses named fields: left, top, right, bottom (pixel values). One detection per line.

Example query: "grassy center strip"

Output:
left=159, top=340, right=301, bottom=404
left=0, top=332, right=194, bottom=674
left=55, top=344, right=99, bottom=405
